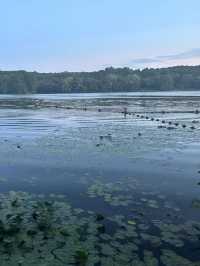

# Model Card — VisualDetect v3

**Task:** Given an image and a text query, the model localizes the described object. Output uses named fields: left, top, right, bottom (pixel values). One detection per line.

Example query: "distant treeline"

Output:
left=0, top=65, right=200, bottom=94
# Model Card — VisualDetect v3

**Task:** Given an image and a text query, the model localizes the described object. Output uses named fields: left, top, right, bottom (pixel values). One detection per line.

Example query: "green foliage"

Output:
left=0, top=65, right=200, bottom=94
left=74, top=250, right=89, bottom=266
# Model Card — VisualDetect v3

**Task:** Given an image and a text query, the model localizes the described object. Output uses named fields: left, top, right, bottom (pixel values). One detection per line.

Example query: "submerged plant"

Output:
left=74, top=250, right=89, bottom=266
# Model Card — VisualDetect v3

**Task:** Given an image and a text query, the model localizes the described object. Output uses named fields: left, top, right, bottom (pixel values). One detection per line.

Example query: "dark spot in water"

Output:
left=96, top=214, right=105, bottom=221
left=158, top=125, right=166, bottom=129
left=97, top=224, right=106, bottom=234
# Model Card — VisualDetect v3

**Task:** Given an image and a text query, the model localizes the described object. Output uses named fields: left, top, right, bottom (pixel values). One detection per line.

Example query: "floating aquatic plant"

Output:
left=0, top=192, right=102, bottom=265
left=74, top=250, right=89, bottom=266
left=0, top=191, right=199, bottom=265
left=161, top=249, right=199, bottom=266
left=192, top=199, right=200, bottom=209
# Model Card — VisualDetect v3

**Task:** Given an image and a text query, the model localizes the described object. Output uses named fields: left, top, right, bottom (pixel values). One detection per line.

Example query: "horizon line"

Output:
left=0, top=64, right=200, bottom=74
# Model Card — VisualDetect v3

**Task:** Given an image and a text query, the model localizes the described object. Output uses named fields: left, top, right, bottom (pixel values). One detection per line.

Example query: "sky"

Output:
left=0, top=0, right=200, bottom=72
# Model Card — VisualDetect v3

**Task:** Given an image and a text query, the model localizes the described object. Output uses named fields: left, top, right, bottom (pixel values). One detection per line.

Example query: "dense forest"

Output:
left=0, top=65, right=200, bottom=94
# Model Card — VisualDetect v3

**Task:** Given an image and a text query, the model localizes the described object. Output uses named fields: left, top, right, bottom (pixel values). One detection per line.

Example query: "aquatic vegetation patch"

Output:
left=192, top=199, right=200, bottom=208
left=87, top=180, right=135, bottom=207
left=0, top=191, right=102, bottom=265
left=0, top=176, right=8, bottom=183
left=0, top=190, right=200, bottom=265
left=86, top=179, right=183, bottom=221
left=161, top=249, right=200, bottom=266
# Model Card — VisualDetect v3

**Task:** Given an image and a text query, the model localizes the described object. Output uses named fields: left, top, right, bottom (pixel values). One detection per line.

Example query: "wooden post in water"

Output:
left=123, top=107, right=128, bottom=118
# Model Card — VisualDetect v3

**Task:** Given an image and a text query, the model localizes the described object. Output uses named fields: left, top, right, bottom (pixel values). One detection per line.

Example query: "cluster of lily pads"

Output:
left=86, top=179, right=181, bottom=215
left=87, top=180, right=134, bottom=207
left=108, top=214, right=200, bottom=263
left=0, top=191, right=101, bottom=265
left=0, top=191, right=199, bottom=265
left=85, top=178, right=200, bottom=265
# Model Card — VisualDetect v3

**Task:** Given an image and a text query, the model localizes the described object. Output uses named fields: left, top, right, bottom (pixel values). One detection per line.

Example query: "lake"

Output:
left=0, top=91, right=200, bottom=265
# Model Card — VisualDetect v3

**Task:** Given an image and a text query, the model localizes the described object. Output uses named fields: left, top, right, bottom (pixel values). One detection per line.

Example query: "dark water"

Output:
left=0, top=92, right=200, bottom=265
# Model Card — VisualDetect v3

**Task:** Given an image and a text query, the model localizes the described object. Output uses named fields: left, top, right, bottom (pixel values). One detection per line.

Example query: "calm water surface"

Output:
left=0, top=92, right=200, bottom=265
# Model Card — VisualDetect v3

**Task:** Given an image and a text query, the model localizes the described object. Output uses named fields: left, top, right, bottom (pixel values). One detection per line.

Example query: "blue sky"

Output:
left=0, top=0, right=200, bottom=72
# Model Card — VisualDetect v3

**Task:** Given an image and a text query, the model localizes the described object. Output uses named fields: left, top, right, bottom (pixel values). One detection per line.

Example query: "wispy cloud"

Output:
left=130, top=48, right=200, bottom=68
left=130, top=58, right=159, bottom=64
